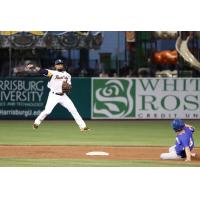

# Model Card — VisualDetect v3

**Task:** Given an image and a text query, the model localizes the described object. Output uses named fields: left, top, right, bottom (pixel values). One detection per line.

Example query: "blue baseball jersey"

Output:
left=175, top=127, right=195, bottom=158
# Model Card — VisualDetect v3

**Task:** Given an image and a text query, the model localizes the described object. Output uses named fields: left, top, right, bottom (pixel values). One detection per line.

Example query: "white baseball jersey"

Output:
left=34, top=68, right=86, bottom=129
left=47, top=69, right=71, bottom=93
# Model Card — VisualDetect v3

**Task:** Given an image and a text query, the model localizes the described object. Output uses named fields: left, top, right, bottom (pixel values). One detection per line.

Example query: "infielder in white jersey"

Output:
left=26, top=59, right=90, bottom=132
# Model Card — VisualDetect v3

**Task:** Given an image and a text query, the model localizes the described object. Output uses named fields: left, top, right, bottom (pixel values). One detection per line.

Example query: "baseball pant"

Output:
left=160, top=145, right=182, bottom=160
left=34, top=91, right=86, bottom=129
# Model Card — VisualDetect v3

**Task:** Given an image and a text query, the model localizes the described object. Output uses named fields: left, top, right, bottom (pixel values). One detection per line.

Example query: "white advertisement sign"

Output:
left=136, top=78, right=200, bottom=119
left=92, top=78, right=200, bottom=119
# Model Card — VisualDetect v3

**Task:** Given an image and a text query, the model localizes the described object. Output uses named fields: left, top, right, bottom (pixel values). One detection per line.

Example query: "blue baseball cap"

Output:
left=171, top=119, right=185, bottom=132
left=55, top=59, right=64, bottom=65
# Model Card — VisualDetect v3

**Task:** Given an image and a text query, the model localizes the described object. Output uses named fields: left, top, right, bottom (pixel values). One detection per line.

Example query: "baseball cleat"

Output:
left=33, top=124, right=39, bottom=130
left=80, top=127, right=91, bottom=132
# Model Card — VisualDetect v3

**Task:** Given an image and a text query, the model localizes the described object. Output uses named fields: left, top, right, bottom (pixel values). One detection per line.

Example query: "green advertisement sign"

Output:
left=0, top=77, right=47, bottom=119
left=0, top=77, right=91, bottom=120
left=92, top=78, right=136, bottom=118
left=2, top=77, right=199, bottom=120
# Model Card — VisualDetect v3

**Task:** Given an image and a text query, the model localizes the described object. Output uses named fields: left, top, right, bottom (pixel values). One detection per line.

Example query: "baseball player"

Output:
left=160, top=119, right=196, bottom=162
left=26, top=59, right=90, bottom=132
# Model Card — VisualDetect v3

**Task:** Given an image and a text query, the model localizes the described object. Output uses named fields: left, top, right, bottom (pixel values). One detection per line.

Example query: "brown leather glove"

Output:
left=62, top=81, right=72, bottom=94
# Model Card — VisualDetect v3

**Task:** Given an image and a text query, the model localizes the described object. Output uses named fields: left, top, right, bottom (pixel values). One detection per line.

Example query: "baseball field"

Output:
left=0, top=120, right=200, bottom=167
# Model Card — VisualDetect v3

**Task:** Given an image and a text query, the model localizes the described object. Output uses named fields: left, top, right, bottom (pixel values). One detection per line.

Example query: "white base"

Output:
left=86, top=151, right=109, bottom=156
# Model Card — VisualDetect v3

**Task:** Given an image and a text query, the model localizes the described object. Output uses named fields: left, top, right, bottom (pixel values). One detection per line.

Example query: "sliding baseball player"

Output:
left=26, top=59, right=90, bottom=132
left=160, top=119, right=196, bottom=162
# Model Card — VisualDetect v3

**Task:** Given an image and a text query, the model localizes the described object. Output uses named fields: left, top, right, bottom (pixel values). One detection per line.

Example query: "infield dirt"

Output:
left=0, top=146, right=200, bottom=162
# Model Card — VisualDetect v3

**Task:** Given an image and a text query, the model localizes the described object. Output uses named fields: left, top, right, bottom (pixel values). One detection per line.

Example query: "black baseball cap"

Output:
left=55, top=59, right=64, bottom=65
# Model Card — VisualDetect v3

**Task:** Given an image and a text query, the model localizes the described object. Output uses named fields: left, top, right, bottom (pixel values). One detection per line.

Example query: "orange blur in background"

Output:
left=153, top=50, right=178, bottom=64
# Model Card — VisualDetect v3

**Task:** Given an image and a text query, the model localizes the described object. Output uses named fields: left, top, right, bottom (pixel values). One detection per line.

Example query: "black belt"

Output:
left=52, top=92, right=64, bottom=96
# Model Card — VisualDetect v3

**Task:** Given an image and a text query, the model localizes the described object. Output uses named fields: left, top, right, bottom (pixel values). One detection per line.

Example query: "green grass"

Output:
left=0, top=158, right=200, bottom=167
left=0, top=120, right=200, bottom=146
left=0, top=120, right=200, bottom=167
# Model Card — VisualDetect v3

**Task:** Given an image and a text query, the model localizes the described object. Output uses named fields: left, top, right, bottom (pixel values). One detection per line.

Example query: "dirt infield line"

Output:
left=0, top=146, right=199, bottom=161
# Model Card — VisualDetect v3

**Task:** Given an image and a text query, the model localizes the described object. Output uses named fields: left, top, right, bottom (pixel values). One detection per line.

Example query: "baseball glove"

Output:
left=62, top=81, right=72, bottom=94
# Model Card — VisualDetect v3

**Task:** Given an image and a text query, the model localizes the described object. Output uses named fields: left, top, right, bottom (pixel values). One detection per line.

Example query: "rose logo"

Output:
left=93, top=79, right=134, bottom=118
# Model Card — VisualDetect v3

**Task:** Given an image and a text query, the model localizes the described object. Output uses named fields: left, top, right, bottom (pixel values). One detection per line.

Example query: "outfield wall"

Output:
left=0, top=77, right=91, bottom=120
left=0, top=77, right=200, bottom=119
